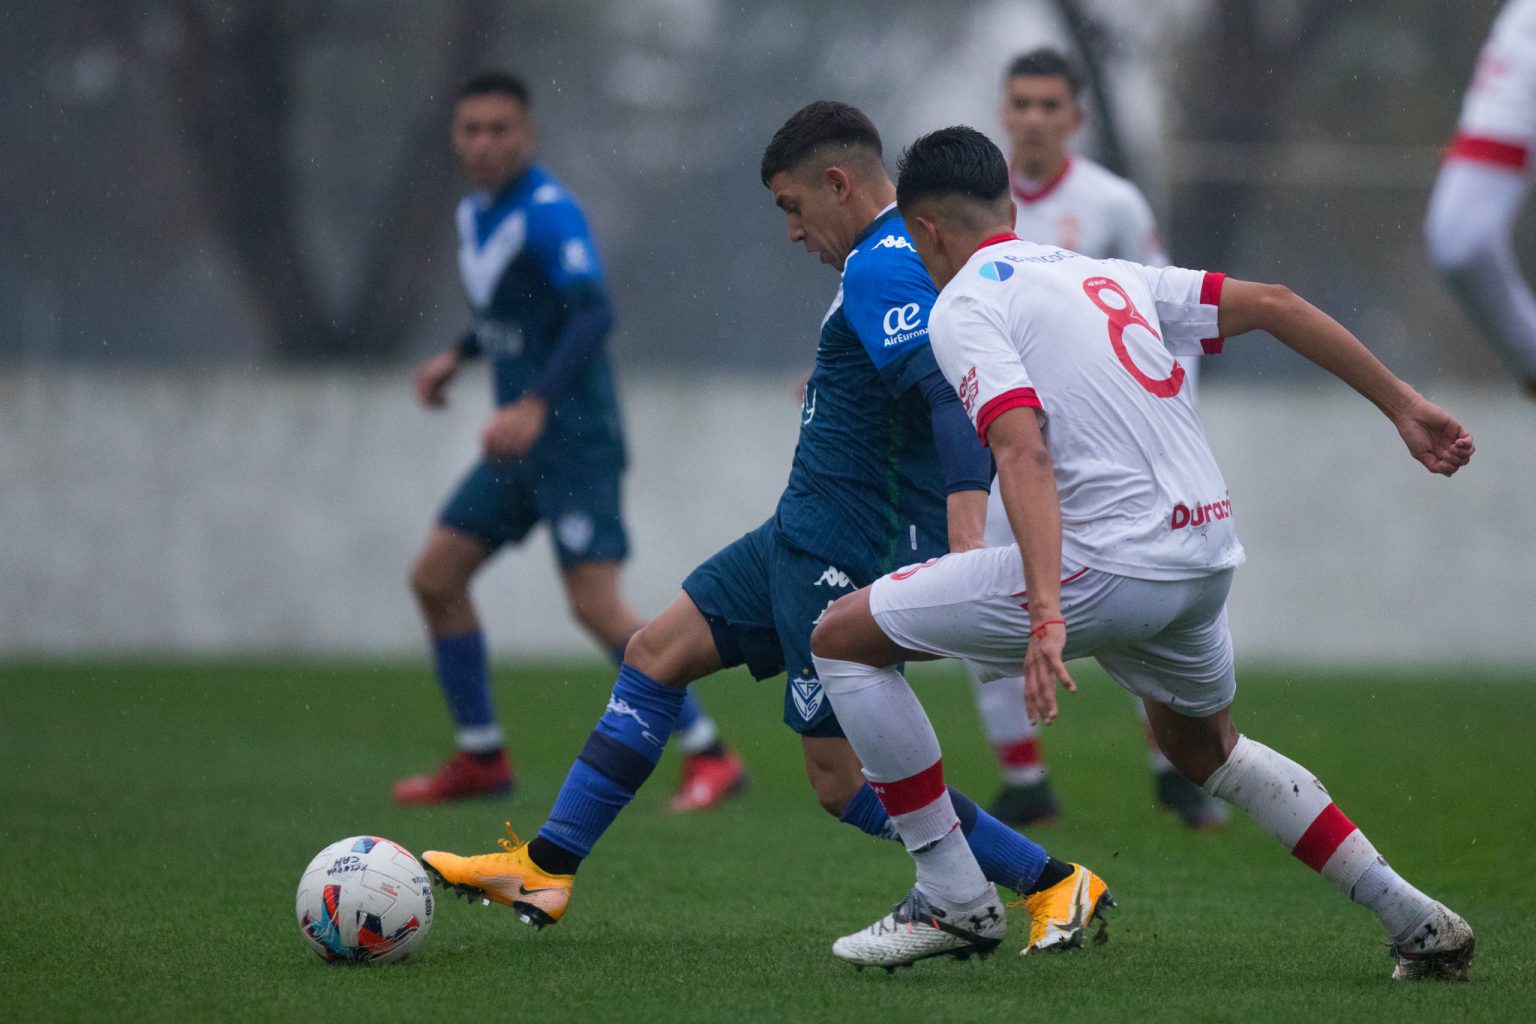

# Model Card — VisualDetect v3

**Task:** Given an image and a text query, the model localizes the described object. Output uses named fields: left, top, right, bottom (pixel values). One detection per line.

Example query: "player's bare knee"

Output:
left=809, top=595, right=858, bottom=661
left=622, top=624, right=692, bottom=686
left=408, top=557, right=464, bottom=612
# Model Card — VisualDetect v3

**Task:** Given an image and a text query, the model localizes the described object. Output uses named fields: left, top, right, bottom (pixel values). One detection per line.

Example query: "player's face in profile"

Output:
left=1001, top=75, right=1082, bottom=166
left=768, top=167, right=857, bottom=270
left=452, top=94, right=535, bottom=192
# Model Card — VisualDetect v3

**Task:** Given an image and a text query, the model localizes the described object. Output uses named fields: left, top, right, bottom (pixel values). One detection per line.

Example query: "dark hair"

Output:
left=1005, top=47, right=1083, bottom=98
left=457, top=71, right=531, bottom=107
left=895, top=126, right=1010, bottom=211
left=760, top=101, right=883, bottom=186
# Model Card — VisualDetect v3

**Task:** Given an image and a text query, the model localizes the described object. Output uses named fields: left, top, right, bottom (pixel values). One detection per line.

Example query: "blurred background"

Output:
left=4, top=0, right=1532, bottom=662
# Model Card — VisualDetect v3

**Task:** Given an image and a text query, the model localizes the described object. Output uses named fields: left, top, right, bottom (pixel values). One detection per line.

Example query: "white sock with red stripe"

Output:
left=966, top=665, right=1046, bottom=784
left=816, top=656, right=991, bottom=907
left=1202, top=735, right=1432, bottom=939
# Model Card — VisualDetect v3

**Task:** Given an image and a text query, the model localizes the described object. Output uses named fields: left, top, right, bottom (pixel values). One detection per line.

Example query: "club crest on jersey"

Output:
left=790, top=677, right=824, bottom=721
left=979, top=260, right=1014, bottom=282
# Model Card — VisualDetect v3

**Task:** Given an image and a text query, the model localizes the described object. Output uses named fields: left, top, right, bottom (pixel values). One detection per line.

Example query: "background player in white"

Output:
left=811, top=126, right=1477, bottom=979
left=972, top=47, right=1225, bottom=830
left=1425, top=0, right=1536, bottom=398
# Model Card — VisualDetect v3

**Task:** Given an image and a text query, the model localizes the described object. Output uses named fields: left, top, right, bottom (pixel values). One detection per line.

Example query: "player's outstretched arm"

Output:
left=1217, top=280, right=1475, bottom=476
left=987, top=405, right=1075, bottom=725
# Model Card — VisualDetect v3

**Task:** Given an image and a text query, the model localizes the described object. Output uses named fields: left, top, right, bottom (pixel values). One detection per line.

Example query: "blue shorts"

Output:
left=681, top=518, right=864, bottom=737
left=439, top=449, right=628, bottom=569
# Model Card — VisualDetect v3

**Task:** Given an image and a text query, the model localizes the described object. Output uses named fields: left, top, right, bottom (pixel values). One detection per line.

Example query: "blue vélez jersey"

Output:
left=775, top=206, right=958, bottom=577
left=456, top=164, right=624, bottom=458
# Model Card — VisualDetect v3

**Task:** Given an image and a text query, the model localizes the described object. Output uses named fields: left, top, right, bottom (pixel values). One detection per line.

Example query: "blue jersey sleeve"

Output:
left=840, top=248, right=941, bottom=396
left=525, top=189, right=606, bottom=296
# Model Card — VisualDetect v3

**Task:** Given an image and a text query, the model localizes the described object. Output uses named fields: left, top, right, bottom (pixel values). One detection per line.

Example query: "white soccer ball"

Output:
left=295, top=836, right=434, bottom=965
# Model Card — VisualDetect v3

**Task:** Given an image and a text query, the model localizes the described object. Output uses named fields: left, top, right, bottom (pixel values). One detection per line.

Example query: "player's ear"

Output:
left=824, top=165, right=852, bottom=199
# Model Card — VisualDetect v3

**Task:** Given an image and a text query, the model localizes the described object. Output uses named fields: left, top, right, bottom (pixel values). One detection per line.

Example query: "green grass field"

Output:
left=4, top=660, right=1533, bottom=1023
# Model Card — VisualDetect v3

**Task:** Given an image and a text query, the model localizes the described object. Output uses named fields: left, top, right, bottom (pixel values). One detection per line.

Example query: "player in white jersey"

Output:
left=971, top=47, right=1225, bottom=831
left=1425, top=0, right=1536, bottom=397
left=811, top=127, right=1476, bottom=979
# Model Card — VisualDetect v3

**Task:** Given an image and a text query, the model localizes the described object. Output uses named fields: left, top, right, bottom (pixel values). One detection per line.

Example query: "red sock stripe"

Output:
left=1290, top=802, right=1358, bottom=872
left=994, top=737, right=1042, bottom=769
left=1447, top=132, right=1529, bottom=170
left=869, top=760, right=946, bottom=817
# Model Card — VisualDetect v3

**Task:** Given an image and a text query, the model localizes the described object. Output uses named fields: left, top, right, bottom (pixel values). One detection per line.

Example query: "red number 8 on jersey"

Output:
left=1082, top=276, right=1184, bottom=398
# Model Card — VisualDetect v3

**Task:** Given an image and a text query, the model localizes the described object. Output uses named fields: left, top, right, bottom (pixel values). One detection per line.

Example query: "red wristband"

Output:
left=1029, top=618, right=1065, bottom=640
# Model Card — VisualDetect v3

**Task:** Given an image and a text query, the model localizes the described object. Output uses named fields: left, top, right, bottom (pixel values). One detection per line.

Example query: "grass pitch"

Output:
left=3, top=659, right=1533, bottom=1023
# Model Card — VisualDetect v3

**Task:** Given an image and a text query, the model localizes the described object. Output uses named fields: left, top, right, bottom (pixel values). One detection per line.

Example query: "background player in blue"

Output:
left=423, top=103, right=1103, bottom=957
left=395, top=72, right=745, bottom=810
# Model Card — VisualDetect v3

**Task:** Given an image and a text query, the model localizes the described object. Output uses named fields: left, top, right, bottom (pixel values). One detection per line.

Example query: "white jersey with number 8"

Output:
left=928, top=236, right=1244, bottom=581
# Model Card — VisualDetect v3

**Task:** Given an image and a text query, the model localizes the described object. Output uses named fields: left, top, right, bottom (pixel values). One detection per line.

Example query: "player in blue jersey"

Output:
left=423, top=102, right=1109, bottom=961
left=395, top=72, right=745, bottom=811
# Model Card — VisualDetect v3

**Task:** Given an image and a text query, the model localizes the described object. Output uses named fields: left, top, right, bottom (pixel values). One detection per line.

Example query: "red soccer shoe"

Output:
left=668, top=750, right=747, bottom=813
left=393, top=749, right=516, bottom=806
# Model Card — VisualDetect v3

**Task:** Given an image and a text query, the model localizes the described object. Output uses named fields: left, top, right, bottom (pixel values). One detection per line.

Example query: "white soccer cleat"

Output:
left=1390, top=901, right=1475, bottom=981
left=832, top=885, right=1006, bottom=971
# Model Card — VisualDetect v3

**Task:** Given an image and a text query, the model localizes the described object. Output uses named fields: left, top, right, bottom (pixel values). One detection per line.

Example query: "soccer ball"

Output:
left=295, top=836, right=434, bottom=964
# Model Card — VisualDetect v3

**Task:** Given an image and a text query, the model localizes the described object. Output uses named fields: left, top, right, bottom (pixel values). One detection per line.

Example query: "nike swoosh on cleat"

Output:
left=517, top=884, right=559, bottom=897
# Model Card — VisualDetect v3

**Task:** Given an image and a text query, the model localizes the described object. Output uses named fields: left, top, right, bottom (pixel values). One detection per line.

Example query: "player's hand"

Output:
left=1389, top=394, right=1474, bottom=477
left=1023, top=619, right=1075, bottom=726
left=482, top=395, right=549, bottom=459
left=414, top=350, right=461, bottom=409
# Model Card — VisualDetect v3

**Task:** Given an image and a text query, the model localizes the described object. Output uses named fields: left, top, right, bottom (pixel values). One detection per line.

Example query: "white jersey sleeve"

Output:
left=929, top=292, right=1041, bottom=445
left=1107, top=262, right=1226, bottom=357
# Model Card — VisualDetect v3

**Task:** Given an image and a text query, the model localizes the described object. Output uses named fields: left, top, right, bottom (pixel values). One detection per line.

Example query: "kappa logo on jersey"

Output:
left=872, top=234, right=915, bottom=251
left=789, top=677, right=824, bottom=721
left=958, top=366, right=980, bottom=415
left=815, top=565, right=852, bottom=589
left=979, top=260, right=1015, bottom=282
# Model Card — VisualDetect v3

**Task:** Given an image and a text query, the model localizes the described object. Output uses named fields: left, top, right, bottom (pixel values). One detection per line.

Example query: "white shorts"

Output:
left=1453, top=0, right=1536, bottom=163
left=870, top=545, right=1237, bottom=717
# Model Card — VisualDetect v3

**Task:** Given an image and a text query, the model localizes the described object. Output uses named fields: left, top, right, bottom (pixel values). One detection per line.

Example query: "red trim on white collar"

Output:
left=1011, top=156, right=1073, bottom=204
left=976, top=232, right=1019, bottom=252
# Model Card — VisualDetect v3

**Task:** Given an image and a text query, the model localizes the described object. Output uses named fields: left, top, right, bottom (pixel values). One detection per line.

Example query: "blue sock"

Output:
left=673, top=689, right=703, bottom=734
left=431, top=631, right=498, bottom=749
left=840, top=783, right=1048, bottom=894
left=608, top=638, right=711, bottom=753
left=539, top=664, right=685, bottom=858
